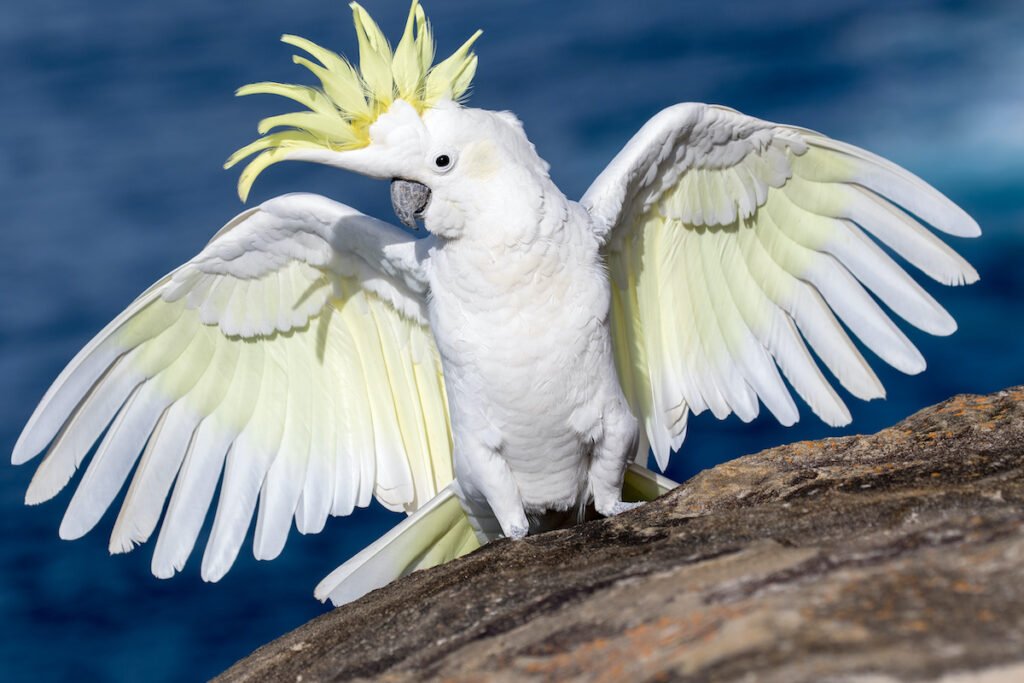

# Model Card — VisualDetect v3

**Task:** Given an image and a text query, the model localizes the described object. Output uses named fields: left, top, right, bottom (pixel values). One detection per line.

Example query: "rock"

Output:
left=215, top=388, right=1024, bottom=682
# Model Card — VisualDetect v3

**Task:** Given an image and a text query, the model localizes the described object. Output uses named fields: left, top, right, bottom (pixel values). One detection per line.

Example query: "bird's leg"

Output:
left=590, top=406, right=643, bottom=518
left=455, top=441, right=530, bottom=540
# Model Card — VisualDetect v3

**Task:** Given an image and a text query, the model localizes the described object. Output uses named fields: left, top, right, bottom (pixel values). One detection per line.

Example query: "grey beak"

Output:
left=390, top=179, right=431, bottom=229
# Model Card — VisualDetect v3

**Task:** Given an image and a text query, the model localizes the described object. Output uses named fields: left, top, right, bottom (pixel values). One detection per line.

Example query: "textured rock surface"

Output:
left=216, top=388, right=1024, bottom=682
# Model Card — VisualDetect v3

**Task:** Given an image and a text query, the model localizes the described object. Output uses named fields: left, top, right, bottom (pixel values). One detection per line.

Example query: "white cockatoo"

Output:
left=13, top=1, right=980, bottom=606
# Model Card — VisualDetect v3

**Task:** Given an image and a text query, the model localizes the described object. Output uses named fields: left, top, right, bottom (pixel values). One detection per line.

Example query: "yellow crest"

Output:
left=225, top=0, right=482, bottom=202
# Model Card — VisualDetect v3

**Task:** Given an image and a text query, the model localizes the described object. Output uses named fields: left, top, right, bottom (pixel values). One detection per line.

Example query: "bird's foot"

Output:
left=505, top=524, right=529, bottom=540
left=598, top=500, right=644, bottom=517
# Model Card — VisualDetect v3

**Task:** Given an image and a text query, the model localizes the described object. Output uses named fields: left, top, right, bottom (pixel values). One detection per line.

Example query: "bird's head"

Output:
left=226, top=0, right=549, bottom=240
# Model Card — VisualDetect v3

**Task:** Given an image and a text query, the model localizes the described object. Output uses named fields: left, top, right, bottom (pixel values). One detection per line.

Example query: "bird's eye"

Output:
left=434, top=154, right=451, bottom=169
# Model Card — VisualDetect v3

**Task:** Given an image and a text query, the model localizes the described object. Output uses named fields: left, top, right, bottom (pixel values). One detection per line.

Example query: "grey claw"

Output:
left=602, top=500, right=644, bottom=517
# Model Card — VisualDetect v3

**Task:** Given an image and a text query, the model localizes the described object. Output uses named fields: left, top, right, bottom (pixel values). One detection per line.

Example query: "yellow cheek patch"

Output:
left=461, top=140, right=501, bottom=181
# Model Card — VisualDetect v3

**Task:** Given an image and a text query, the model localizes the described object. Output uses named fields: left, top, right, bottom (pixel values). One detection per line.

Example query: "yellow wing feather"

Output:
left=593, top=103, right=979, bottom=469
left=14, top=195, right=453, bottom=582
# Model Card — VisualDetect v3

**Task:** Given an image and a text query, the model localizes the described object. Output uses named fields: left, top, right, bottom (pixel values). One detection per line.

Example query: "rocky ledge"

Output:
left=217, top=387, right=1024, bottom=682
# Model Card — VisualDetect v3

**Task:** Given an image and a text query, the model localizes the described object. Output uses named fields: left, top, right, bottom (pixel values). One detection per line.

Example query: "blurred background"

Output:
left=1, top=0, right=1022, bottom=680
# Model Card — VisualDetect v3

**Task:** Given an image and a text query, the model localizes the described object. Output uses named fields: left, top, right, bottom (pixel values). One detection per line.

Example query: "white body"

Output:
left=428, top=179, right=636, bottom=531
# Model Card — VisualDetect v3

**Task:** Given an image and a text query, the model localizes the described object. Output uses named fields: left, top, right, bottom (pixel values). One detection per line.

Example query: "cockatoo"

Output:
left=13, top=1, right=980, bottom=606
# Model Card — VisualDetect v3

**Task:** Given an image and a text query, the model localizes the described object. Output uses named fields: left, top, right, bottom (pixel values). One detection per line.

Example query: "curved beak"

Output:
left=390, top=179, right=431, bottom=229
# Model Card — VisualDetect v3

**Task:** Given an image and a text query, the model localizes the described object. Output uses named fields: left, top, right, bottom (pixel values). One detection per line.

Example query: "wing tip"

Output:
left=108, top=536, right=136, bottom=556
left=151, top=548, right=186, bottom=579
left=252, top=535, right=288, bottom=563
left=652, top=447, right=670, bottom=473
left=24, top=479, right=59, bottom=506
left=12, top=431, right=42, bottom=466
left=201, top=562, right=229, bottom=584
left=822, top=410, right=853, bottom=429
left=58, top=517, right=89, bottom=542
left=199, top=534, right=239, bottom=584
left=958, top=216, right=982, bottom=239
left=933, top=205, right=981, bottom=239
left=767, top=397, right=800, bottom=428
left=23, top=447, right=72, bottom=506
left=904, top=355, right=927, bottom=377
left=931, top=314, right=958, bottom=338
left=955, top=265, right=981, bottom=287
left=776, top=412, right=799, bottom=429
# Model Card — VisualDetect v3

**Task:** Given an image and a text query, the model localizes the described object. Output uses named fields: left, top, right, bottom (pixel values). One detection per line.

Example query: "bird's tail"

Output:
left=314, top=464, right=677, bottom=606
left=314, top=483, right=490, bottom=606
left=622, top=462, right=678, bottom=502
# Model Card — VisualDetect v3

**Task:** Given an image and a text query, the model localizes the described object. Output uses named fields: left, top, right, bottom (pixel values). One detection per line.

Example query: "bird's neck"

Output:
left=470, top=175, right=573, bottom=248
left=429, top=180, right=598, bottom=298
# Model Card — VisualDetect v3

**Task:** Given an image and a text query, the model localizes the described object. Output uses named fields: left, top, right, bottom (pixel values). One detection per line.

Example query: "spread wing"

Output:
left=12, top=192, right=453, bottom=582
left=582, top=103, right=979, bottom=470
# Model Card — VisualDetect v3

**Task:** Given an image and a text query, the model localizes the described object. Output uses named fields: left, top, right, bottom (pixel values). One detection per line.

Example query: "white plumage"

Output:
left=587, top=103, right=977, bottom=468
left=16, top=192, right=455, bottom=585
left=13, top=3, right=979, bottom=606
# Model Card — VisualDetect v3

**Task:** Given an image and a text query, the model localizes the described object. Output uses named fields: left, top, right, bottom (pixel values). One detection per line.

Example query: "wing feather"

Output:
left=795, top=135, right=980, bottom=238
left=757, top=207, right=926, bottom=374
left=295, top=330, right=337, bottom=536
left=767, top=192, right=956, bottom=335
left=253, top=330, right=313, bottom=562
left=684, top=227, right=757, bottom=420
left=110, top=403, right=191, bottom=554
left=150, top=335, right=266, bottom=577
left=782, top=176, right=977, bottom=286
left=336, top=280, right=415, bottom=512
left=367, top=294, right=432, bottom=508
left=719, top=234, right=850, bottom=426
left=151, top=418, right=232, bottom=578
left=701, top=228, right=798, bottom=425
left=198, top=338, right=280, bottom=582
left=584, top=103, right=978, bottom=467
left=14, top=193, right=453, bottom=582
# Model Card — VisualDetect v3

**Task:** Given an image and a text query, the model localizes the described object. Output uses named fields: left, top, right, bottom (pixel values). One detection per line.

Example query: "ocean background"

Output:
left=1, top=0, right=1022, bottom=680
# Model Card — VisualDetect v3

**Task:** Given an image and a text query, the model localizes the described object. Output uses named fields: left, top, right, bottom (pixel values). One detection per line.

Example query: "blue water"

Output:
left=2, top=0, right=1022, bottom=680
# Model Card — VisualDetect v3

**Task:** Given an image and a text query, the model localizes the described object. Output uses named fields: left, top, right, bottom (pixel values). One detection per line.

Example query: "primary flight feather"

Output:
left=14, top=1, right=979, bottom=605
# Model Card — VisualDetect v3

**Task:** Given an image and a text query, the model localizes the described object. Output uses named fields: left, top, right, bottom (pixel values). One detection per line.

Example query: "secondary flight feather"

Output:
left=14, top=0, right=979, bottom=605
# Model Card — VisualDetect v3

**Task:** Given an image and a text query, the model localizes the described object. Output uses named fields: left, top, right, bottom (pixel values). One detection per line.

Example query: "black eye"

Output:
left=434, top=154, right=451, bottom=169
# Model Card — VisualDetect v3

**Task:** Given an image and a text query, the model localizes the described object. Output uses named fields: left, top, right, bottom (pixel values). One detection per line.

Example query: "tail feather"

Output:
left=314, top=466, right=677, bottom=607
left=622, top=463, right=678, bottom=501
left=314, top=483, right=487, bottom=606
